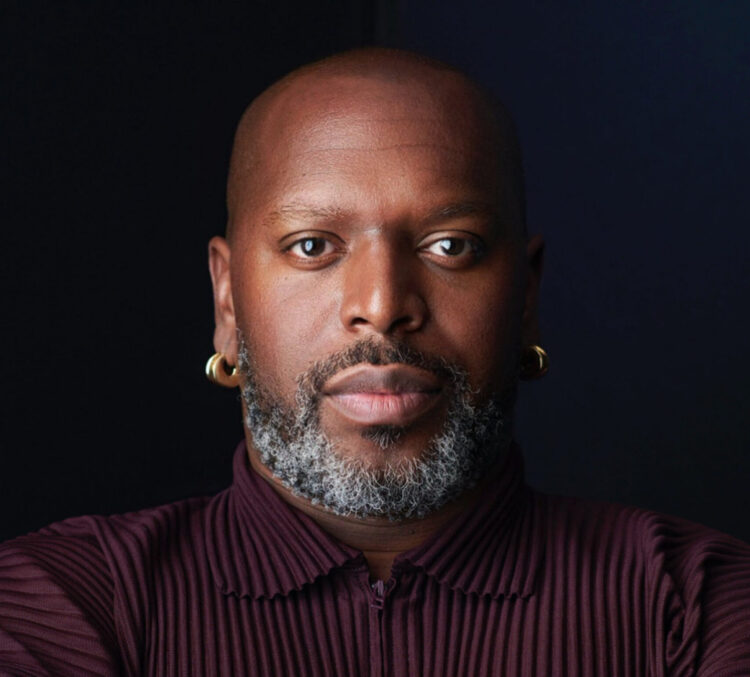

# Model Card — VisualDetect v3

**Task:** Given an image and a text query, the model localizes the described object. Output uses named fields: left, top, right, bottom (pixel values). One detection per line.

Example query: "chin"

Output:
left=329, top=426, right=437, bottom=472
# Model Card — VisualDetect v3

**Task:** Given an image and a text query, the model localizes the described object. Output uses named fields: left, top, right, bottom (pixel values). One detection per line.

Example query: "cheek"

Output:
left=234, top=263, right=341, bottom=397
left=428, top=268, right=523, bottom=394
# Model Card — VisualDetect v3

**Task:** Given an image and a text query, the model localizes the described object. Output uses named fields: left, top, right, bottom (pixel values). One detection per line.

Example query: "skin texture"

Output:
left=208, top=49, right=544, bottom=580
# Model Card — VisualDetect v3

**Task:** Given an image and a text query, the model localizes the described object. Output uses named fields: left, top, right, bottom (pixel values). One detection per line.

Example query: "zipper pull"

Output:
left=370, top=579, right=386, bottom=610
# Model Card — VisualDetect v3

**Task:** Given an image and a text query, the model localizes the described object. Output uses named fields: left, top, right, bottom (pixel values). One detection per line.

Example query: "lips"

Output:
left=322, top=364, right=443, bottom=426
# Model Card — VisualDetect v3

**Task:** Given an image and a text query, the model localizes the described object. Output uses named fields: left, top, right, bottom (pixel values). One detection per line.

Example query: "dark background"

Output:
left=2, top=1, right=748, bottom=542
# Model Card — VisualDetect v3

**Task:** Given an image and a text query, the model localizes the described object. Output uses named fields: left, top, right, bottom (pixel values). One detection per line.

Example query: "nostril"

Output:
left=339, top=271, right=428, bottom=335
left=349, top=313, right=421, bottom=336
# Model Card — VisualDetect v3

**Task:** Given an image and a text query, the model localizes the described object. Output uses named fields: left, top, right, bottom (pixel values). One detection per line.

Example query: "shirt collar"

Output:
left=396, top=442, right=545, bottom=599
left=205, top=442, right=360, bottom=600
left=205, top=441, right=544, bottom=600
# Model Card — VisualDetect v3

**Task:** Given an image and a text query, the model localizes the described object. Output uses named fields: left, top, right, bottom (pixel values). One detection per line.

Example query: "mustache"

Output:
left=295, top=336, right=466, bottom=399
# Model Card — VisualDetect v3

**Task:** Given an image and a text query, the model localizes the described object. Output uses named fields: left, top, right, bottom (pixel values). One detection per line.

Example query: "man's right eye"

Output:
left=287, top=237, right=334, bottom=258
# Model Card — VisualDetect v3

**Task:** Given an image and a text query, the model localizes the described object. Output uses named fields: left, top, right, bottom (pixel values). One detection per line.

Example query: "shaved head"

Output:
left=225, top=47, right=525, bottom=241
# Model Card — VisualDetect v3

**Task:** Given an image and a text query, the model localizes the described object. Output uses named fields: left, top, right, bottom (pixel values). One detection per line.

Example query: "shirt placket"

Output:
left=368, top=578, right=397, bottom=677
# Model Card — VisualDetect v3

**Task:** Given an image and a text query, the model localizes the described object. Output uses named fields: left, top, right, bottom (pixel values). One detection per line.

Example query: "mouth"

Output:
left=322, top=364, right=444, bottom=426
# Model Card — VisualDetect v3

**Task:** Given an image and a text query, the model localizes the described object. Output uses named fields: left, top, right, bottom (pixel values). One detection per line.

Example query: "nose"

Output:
left=339, top=240, right=428, bottom=337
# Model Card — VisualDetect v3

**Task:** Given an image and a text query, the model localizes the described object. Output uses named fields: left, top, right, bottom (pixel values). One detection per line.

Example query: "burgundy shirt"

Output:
left=1, top=442, right=749, bottom=676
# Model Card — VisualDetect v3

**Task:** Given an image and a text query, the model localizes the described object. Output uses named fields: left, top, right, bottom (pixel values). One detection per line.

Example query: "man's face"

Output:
left=210, top=71, right=542, bottom=513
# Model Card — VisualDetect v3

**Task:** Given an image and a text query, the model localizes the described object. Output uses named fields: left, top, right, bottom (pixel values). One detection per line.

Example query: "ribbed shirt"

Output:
left=1, top=441, right=749, bottom=676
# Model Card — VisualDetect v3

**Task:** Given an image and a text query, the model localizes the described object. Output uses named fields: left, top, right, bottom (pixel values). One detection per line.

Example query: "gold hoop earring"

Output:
left=520, top=345, right=549, bottom=380
left=205, top=352, right=240, bottom=388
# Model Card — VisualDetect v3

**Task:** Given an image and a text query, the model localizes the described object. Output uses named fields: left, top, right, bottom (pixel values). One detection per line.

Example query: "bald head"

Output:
left=225, top=47, right=526, bottom=240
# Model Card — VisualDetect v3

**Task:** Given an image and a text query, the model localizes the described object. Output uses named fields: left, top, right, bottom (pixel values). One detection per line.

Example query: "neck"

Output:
left=245, top=440, right=491, bottom=581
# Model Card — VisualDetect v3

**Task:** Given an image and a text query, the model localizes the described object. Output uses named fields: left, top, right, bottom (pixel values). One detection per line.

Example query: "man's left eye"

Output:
left=424, top=238, right=475, bottom=257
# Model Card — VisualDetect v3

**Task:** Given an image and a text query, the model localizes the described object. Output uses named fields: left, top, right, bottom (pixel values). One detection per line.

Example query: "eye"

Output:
left=420, top=235, right=484, bottom=267
left=426, top=238, right=473, bottom=257
left=287, top=237, right=335, bottom=258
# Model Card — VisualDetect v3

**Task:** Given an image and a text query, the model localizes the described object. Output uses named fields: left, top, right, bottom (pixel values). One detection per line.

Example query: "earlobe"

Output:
left=208, top=235, right=238, bottom=363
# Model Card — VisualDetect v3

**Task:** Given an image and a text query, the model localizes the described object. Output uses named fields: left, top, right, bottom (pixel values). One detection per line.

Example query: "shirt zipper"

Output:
left=369, top=579, right=394, bottom=677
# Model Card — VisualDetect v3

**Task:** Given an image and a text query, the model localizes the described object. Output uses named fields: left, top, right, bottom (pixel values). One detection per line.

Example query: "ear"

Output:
left=208, top=236, right=238, bottom=366
left=521, top=234, right=545, bottom=347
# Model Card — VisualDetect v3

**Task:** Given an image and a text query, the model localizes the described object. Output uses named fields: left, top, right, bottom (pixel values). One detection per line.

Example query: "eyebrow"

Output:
left=263, top=200, right=494, bottom=228
left=263, top=204, right=349, bottom=227
left=421, top=201, right=495, bottom=225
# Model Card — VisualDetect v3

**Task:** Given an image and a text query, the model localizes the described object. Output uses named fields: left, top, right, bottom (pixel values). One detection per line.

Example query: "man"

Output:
left=1, top=47, right=748, bottom=676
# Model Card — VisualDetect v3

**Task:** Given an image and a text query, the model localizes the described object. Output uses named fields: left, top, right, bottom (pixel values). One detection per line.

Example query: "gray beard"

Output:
left=238, top=335, right=510, bottom=521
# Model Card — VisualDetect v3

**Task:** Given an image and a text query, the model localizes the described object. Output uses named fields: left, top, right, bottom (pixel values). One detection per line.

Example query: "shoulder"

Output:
left=2, top=494, right=213, bottom=580
left=0, top=516, right=119, bottom=675
left=538, top=491, right=750, bottom=674
left=538, top=491, right=750, bottom=573
left=0, top=495, right=213, bottom=676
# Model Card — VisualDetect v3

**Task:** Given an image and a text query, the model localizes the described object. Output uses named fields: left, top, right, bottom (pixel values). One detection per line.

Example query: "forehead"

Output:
left=262, top=70, right=493, bottom=142
left=231, top=73, right=507, bottom=230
